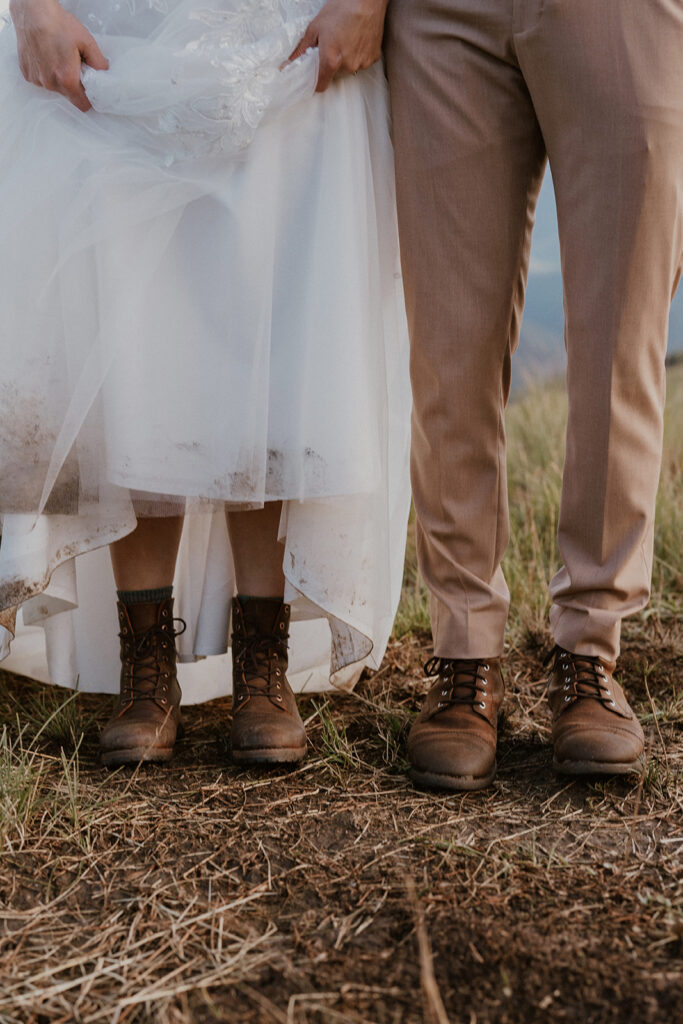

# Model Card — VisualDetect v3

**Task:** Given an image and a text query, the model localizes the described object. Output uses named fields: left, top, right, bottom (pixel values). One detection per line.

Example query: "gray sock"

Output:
left=117, top=586, right=173, bottom=605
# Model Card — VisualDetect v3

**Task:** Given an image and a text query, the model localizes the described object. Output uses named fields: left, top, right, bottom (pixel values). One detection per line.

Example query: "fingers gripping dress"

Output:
left=0, top=0, right=411, bottom=701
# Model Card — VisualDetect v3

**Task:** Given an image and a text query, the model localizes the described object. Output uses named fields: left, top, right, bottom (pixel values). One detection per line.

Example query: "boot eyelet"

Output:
left=276, top=695, right=282, bottom=702
left=564, top=684, right=570, bottom=691
left=609, top=700, right=616, bottom=707
left=483, top=664, right=489, bottom=671
left=442, top=688, right=448, bottom=696
left=565, top=676, right=571, bottom=683
left=478, top=701, right=486, bottom=709
left=437, top=701, right=446, bottom=708
left=564, top=695, right=571, bottom=702
left=481, top=689, right=487, bottom=697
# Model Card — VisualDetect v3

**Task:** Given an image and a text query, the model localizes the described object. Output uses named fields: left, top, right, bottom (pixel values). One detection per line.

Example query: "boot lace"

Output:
left=120, top=619, right=185, bottom=703
left=424, top=657, right=491, bottom=714
left=232, top=632, right=288, bottom=705
left=544, top=646, right=617, bottom=710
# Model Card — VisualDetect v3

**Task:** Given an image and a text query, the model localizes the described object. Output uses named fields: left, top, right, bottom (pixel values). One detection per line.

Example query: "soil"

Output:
left=0, top=623, right=681, bottom=1024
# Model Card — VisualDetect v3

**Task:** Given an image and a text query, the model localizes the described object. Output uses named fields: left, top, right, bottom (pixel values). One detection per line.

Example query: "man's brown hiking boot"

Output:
left=546, top=646, right=645, bottom=776
left=100, top=598, right=184, bottom=766
left=230, top=596, right=307, bottom=765
left=407, top=657, right=504, bottom=791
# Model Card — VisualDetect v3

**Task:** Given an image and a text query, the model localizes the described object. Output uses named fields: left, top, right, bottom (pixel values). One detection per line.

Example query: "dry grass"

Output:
left=0, top=369, right=681, bottom=1023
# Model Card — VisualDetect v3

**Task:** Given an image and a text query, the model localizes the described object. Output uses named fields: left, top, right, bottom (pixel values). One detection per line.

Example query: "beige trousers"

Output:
left=385, top=0, right=683, bottom=662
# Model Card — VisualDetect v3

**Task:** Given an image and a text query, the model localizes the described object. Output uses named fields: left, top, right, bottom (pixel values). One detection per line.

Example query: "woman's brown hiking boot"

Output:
left=230, top=596, right=307, bottom=765
left=546, top=647, right=645, bottom=776
left=100, top=598, right=183, bottom=766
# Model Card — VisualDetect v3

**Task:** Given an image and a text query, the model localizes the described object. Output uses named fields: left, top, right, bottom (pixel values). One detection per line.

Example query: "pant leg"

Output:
left=385, top=0, right=546, bottom=657
left=515, top=0, right=683, bottom=660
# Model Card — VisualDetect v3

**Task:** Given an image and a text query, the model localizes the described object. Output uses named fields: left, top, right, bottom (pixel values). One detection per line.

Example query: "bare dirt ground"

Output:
left=0, top=618, right=681, bottom=1024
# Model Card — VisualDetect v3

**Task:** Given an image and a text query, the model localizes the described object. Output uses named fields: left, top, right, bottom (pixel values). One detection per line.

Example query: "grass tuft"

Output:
left=0, top=724, right=45, bottom=852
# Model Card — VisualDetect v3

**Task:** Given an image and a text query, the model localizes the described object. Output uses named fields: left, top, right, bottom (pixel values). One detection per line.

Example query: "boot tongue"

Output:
left=233, top=598, right=289, bottom=693
left=450, top=660, right=482, bottom=698
left=236, top=596, right=284, bottom=635
left=125, top=600, right=163, bottom=633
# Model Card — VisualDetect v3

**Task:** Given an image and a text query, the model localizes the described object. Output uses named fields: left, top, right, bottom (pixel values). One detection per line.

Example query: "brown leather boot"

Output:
left=407, top=657, right=504, bottom=791
left=100, top=598, right=183, bottom=767
left=230, top=596, right=307, bottom=765
left=546, top=646, right=645, bottom=776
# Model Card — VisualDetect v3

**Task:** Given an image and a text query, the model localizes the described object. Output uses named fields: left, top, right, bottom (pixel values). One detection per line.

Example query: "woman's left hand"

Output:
left=287, top=0, right=389, bottom=93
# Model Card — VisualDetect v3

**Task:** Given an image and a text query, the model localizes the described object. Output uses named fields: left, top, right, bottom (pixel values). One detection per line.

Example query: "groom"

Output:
left=376, top=0, right=682, bottom=789
left=313, top=0, right=679, bottom=790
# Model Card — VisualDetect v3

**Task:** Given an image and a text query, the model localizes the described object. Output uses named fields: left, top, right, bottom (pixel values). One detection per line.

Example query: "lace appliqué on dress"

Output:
left=80, top=0, right=323, bottom=162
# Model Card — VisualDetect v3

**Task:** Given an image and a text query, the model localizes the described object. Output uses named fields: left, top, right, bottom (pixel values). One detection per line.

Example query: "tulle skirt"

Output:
left=0, top=0, right=411, bottom=701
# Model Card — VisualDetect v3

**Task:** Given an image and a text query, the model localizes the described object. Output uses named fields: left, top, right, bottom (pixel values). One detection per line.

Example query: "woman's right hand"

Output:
left=9, top=0, right=108, bottom=111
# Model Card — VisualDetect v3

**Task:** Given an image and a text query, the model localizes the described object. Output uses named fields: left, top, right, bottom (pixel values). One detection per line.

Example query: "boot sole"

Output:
left=101, top=746, right=175, bottom=767
left=553, top=755, right=646, bottom=777
left=231, top=745, right=307, bottom=766
left=409, top=762, right=497, bottom=793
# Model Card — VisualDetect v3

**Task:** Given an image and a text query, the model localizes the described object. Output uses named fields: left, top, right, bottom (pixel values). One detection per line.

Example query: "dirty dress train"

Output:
left=0, top=0, right=411, bottom=701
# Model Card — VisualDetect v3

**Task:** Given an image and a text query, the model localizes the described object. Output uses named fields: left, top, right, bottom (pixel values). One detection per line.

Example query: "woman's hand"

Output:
left=287, top=0, right=389, bottom=93
left=9, top=0, right=108, bottom=111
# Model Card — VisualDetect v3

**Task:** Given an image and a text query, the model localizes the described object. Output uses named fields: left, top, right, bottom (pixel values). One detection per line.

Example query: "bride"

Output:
left=0, top=0, right=410, bottom=765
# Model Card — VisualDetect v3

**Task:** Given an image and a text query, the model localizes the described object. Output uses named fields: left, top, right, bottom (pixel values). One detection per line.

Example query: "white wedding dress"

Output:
left=0, top=0, right=411, bottom=702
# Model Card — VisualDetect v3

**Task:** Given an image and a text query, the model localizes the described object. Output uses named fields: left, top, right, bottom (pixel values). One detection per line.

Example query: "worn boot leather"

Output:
left=230, top=596, right=307, bottom=765
left=547, top=646, right=645, bottom=776
left=407, top=657, right=504, bottom=791
left=100, top=598, right=183, bottom=766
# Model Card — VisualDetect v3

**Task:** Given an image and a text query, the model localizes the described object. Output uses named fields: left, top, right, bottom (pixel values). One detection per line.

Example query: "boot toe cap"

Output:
left=408, top=727, right=495, bottom=783
left=554, top=723, right=645, bottom=770
left=231, top=712, right=307, bottom=758
left=100, top=707, right=179, bottom=761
